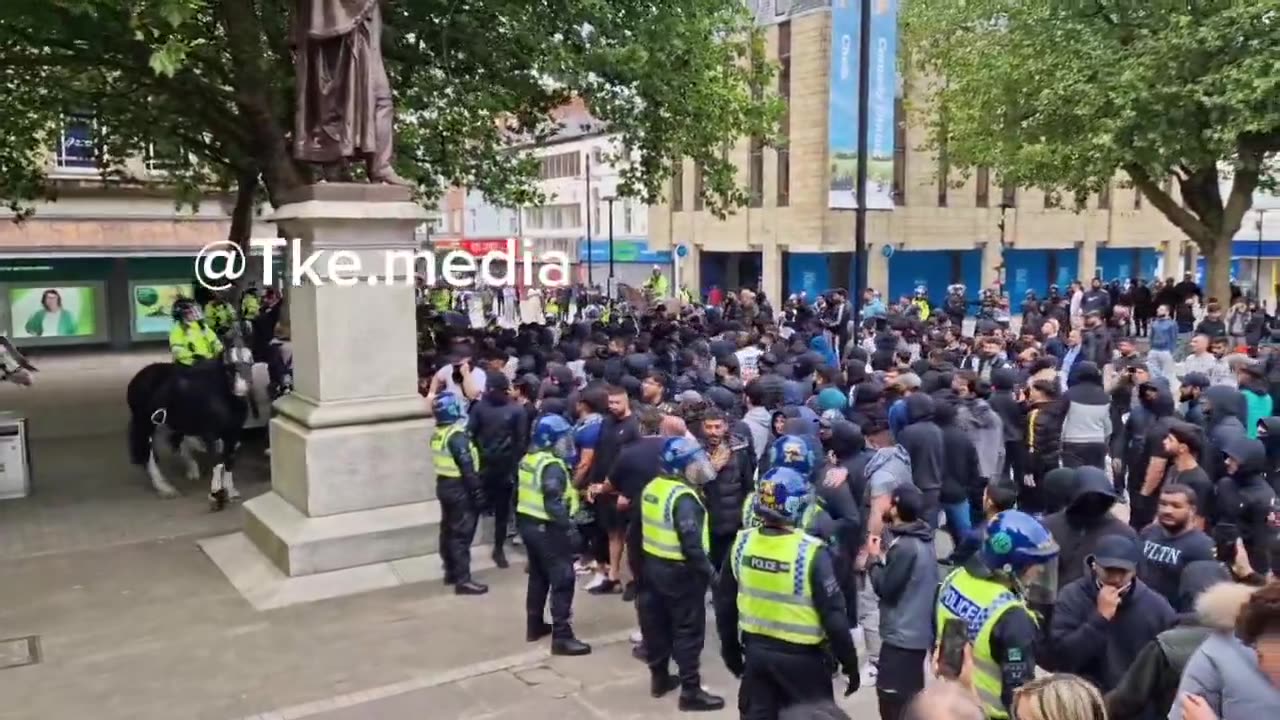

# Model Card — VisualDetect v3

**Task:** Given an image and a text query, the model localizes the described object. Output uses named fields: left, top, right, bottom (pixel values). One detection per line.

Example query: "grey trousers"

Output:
left=856, top=571, right=881, bottom=667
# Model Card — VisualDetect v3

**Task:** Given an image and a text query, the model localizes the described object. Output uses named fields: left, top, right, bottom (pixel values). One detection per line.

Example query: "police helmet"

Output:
left=660, top=436, right=716, bottom=487
left=980, top=510, right=1061, bottom=603
left=172, top=298, right=197, bottom=321
left=768, top=434, right=816, bottom=478
left=531, top=414, right=574, bottom=459
left=432, top=391, right=464, bottom=424
left=753, top=467, right=812, bottom=526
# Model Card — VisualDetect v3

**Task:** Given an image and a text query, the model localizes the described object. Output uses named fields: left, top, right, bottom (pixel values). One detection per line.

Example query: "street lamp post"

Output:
left=851, top=0, right=872, bottom=329
left=997, top=201, right=1013, bottom=294
left=603, top=196, right=617, bottom=298
left=1256, top=209, right=1266, bottom=301
left=585, top=154, right=593, bottom=288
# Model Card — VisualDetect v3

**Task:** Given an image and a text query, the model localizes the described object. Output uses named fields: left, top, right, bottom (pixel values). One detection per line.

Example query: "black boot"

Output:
left=454, top=580, right=488, bottom=595
left=526, top=621, right=552, bottom=642
left=678, top=688, right=725, bottom=712
left=550, top=637, right=592, bottom=656
left=650, top=672, right=680, bottom=698
left=492, top=547, right=510, bottom=569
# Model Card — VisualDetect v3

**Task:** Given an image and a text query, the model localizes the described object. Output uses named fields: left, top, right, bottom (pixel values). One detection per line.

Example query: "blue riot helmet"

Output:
left=980, top=510, right=1061, bottom=604
left=531, top=414, right=575, bottom=460
left=769, top=434, right=815, bottom=478
left=172, top=298, right=198, bottom=323
left=753, top=467, right=812, bottom=526
left=432, top=391, right=465, bottom=425
left=660, top=436, right=716, bottom=487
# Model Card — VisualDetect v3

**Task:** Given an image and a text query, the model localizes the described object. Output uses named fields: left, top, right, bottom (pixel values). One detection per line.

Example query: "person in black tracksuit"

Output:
left=699, top=409, right=755, bottom=573
left=467, top=372, right=529, bottom=569
left=989, top=368, right=1026, bottom=498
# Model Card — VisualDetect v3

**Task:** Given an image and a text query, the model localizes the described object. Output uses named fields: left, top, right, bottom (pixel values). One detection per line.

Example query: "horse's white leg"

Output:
left=223, top=468, right=240, bottom=501
left=147, top=449, right=180, bottom=498
left=210, top=463, right=225, bottom=495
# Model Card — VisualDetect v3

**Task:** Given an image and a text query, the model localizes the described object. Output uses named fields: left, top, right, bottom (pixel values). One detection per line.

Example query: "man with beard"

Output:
left=1122, top=376, right=1177, bottom=529
left=697, top=408, right=754, bottom=575
left=1136, top=484, right=1215, bottom=607
left=1081, top=277, right=1111, bottom=317
left=961, top=337, right=1009, bottom=382
left=640, top=369, right=676, bottom=415
left=1180, top=372, right=1210, bottom=427
left=585, top=385, right=641, bottom=595
left=467, top=371, right=528, bottom=569
left=1159, top=422, right=1215, bottom=523
left=1080, top=311, right=1114, bottom=366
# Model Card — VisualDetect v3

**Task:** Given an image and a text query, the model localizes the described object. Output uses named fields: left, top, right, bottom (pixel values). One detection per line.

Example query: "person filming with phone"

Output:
left=933, top=510, right=1059, bottom=719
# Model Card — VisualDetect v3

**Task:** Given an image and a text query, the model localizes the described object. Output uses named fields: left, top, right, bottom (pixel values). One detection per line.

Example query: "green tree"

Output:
left=0, top=0, right=780, bottom=244
left=903, top=0, right=1280, bottom=302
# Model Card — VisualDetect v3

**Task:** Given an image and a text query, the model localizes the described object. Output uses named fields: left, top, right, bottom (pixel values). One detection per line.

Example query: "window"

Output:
left=1002, top=182, right=1017, bottom=208
left=592, top=148, right=603, bottom=166
left=937, top=142, right=949, bottom=207
left=591, top=188, right=600, bottom=234
left=1098, top=184, right=1111, bottom=210
left=694, top=164, right=705, bottom=211
left=451, top=209, right=462, bottom=233
left=469, top=208, right=477, bottom=232
left=509, top=215, right=518, bottom=234
left=892, top=97, right=906, bottom=206
left=671, top=159, right=684, bottom=211
left=526, top=203, right=582, bottom=230
left=749, top=137, right=764, bottom=207
left=1074, top=192, right=1087, bottom=211
left=145, top=140, right=187, bottom=174
left=537, top=151, right=581, bottom=180
left=623, top=200, right=633, bottom=234
left=976, top=167, right=990, bottom=208
left=1134, top=186, right=1143, bottom=209
left=55, top=113, right=96, bottom=169
left=777, top=21, right=791, bottom=207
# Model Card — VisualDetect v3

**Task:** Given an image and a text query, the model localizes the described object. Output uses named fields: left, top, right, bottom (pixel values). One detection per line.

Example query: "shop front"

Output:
left=577, top=237, right=672, bottom=292
left=0, top=256, right=203, bottom=350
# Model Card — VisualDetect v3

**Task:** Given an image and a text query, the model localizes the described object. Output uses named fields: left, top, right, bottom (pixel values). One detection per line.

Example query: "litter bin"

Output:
left=0, top=412, right=31, bottom=500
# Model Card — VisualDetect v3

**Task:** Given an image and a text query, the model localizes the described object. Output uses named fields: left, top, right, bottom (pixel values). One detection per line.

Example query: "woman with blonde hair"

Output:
left=1011, top=674, right=1107, bottom=720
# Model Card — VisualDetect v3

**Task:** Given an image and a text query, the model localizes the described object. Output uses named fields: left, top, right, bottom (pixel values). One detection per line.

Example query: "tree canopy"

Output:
left=903, top=0, right=1280, bottom=300
left=0, top=0, right=780, bottom=238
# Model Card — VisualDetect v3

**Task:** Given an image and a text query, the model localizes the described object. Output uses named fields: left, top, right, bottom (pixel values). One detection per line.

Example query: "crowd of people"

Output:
left=415, top=274, right=1280, bottom=720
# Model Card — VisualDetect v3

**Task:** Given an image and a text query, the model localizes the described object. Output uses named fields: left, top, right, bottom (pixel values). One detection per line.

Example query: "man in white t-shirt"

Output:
left=429, top=353, right=486, bottom=410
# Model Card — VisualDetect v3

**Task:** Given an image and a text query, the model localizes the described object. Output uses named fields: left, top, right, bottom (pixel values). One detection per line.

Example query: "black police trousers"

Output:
left=484, top=468, right=516, bottom=550
left=638, top=557, right=707, bottom=691
left=437, top=477, right=478, bottom=582
left=518, top=517, right=576, bottom=638
left=738, top=641, right=833, bottom=720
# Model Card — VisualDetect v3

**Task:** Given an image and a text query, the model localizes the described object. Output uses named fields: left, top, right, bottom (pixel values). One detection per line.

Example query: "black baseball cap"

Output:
left=1090, top=534, right=1140, bottom=572
left=890, top=483, right=924, bottom=523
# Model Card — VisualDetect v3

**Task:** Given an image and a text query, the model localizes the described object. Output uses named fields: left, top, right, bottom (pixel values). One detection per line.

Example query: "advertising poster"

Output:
left=9, top=286, right=98, bottom=339
left=132, top=282, right=193, bottom=335
left=828, top=0, right=898, bottom=210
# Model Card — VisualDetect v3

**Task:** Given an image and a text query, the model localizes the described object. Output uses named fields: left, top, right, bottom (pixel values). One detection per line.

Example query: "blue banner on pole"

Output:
left=828, top=0, right=897, bottom=211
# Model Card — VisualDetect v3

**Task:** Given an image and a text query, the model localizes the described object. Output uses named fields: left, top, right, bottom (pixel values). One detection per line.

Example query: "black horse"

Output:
left=126, top=344, right=254, bottom=510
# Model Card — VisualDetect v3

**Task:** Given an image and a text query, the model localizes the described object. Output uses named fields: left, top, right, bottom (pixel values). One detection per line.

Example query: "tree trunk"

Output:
left=1201, top=233, right=1235, bottom=307
left=227, top=171, right=260, bottom=295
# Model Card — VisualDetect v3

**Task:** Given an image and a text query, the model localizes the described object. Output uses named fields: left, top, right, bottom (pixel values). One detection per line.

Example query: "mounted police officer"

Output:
left=169, top=298, right=222, bottom=368
left=637, top=436, right=725, bottom=712
left=202, top=292, right=238, bottom=339
left=431, top=391, right=489, bottom=596
left=934, top=510, right=1060, bottom=718
left=516, top=414, right=591, bottom=656
left=715, top=466, right=861, bottom=717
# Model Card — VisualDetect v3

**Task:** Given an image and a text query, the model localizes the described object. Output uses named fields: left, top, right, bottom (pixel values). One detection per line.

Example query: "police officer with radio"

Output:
left=638, top=436, right=725, bottom=712
left=431, top=391, right=488, bottom=596
left=715, top=467, right=861, bottom=718
left=934, top=511, right=1060, bottom=719
left=516, top=414, right=592, bottom=656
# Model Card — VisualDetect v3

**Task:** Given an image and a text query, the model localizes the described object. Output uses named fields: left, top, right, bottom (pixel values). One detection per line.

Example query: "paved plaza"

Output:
left=0, top=351, right=877, bottom=719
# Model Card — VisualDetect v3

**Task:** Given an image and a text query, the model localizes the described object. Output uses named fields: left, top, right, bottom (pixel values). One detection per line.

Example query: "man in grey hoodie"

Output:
left=742, top=379, right=773, bottom=463
left=857, top=440, right=913, bottom=686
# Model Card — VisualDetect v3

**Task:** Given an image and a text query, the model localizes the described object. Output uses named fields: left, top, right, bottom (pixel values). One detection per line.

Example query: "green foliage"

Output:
left=0, top=0, right=779, bottom=223
left=903, top=0, right=1280, bottom=297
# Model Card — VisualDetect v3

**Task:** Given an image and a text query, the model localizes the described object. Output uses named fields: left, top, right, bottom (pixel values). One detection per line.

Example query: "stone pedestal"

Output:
left=200, top=184, right=492, bottom=610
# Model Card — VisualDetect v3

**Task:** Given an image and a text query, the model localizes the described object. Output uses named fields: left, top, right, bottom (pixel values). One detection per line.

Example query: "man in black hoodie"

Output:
left=1047, top=534, right=1176, bottom=693
left=467, top=371, right=529, bottom=568
left=988, top=368, right=1026, bottom=493
left=849, top=381, right=891, bottom=447
left=1201, top=385, right=1249, bottom=481
left=1041, top=466, right=1138, bottom=587
left=895, top=393, right=945, bottom=529
left=933, top=396, right=981, bottom=551
left=1215, top=435, right=1280, bottom=572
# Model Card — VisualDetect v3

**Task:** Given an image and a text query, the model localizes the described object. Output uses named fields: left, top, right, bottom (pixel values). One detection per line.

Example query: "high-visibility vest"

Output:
left=431, top=422, right=478, bottom=479
left=741, top=492, right=821, bottom=534
left=730, top=527, right=824, bottom=645
left=241, top=294, right=261, bottom=320
left=516, top=450, right=580, bottom=521
left=935, top=567, right=1030, bottom=719
left=169, top=321, right=221, bottom=365
left=204, top=302, right=236, bottom=332
left=640, top=476, right=710, bottom=561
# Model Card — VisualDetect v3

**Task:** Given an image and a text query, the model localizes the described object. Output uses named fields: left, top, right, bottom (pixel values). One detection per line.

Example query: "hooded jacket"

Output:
left=1238, top=374, right=1273, bottom=439
left=700, top=433, right=755, bottom=536
left=1203, top=385, right=1248, bottom=480
left=864, top=445, right=912, bottom=504
left=934, top=398, right=983, bottom=504
left=1215, top=436, right=1280, bottom=572
left=1168, top=589, right=1280, bottom=720
left=826, top=420, right=872, bottom=506
left=848, top=381, right=890, bottom=439
left=988, top=368, right=1026, bottom=444
left=957, top=396, right=1005, bottom=480
left=869, top=519, right=939, bottom=651
left=466, top=388, right=529, bottom=473
left=1059, top=361, right=1112, bottom=445
left=809, top=334, right=838, bottom=368
left=895, top=393, right=945, bottom=498
left=1104, top=566, right=1248, bottom=720
left=1258, top=416, right=1280, bottom=494
left=1048, top=561, right=1176, bottom=692
left=741, top=406, right=773, bottom=462
left=1041, top=466, right=1138, bottom=586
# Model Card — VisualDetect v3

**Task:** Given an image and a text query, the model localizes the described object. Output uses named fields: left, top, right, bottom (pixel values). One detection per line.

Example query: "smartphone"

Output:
left=938, top=618, right=968, bottom=680
left=1213, top=523, right=1240, bottom=567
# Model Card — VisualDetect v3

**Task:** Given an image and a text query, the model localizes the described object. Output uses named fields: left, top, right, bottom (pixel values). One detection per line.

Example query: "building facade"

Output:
left=647, top=1, right=1198, bottom=306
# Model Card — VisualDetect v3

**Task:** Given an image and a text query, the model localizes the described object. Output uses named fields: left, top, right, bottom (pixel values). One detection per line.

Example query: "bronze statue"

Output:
left=292, top=0, right=409, bottom=185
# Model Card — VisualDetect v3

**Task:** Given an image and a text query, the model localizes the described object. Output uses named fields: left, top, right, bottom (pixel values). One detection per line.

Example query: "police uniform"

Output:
left=934, top=564, right=1039, bottom=718
left=713, top=525, right=860, bottom=718
left=432, top=420, right=487, bottom=592
left=169, top=320, right=222, bottom=366
left=637, top=474, right=716, bottom=704
left=516, top=448, right=590, bottom=653
left=204, top=300, right=237, bottom=336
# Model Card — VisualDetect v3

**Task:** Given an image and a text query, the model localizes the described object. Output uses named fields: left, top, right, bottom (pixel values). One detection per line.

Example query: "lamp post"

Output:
left=851, top=0, right=871, bottom=329
left=1256, top=209, right=1266, bottom=301
left=997, top=201, right=1013, bottom=294
left=585, top=154, right=593, bottom=288
left=603, top=195, right=617, bottom=298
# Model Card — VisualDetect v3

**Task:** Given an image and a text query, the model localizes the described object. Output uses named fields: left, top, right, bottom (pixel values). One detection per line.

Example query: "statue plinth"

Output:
left=199, top=184, right=494, bottom=609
